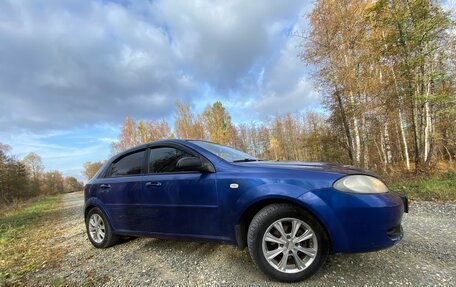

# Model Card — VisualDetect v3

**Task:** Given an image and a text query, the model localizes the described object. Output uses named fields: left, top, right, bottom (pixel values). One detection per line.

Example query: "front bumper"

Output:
left=302, top=190, right=407, bottom=254
left=396, top=192, right=409, bottom=213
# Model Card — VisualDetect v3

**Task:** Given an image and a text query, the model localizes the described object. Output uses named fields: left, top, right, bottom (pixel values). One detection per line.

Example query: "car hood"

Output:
left=233, top=161, right=376, bottom=176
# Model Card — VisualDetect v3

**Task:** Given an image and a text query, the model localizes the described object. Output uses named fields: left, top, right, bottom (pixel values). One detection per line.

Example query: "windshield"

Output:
left=191, top=141, right=258, bottom=162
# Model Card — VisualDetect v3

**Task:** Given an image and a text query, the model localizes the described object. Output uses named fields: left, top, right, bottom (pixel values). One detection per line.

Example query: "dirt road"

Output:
left=30, top=192, right=455, bottom=286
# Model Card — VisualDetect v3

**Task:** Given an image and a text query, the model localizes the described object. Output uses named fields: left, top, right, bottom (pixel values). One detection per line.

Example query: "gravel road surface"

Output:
left=31, top=192, right=455, bottom=286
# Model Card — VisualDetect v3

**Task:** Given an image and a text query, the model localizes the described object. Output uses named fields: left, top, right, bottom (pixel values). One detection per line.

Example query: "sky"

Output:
left=0, top=0, right=320, bottom=180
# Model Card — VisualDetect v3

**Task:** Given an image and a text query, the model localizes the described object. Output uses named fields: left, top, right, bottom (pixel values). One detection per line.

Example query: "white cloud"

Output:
left=151, top=0, right=304, bottom=90
left=0, top=0, right=191, bottom=132
left=226, top=9, right=319, bottom=119
left=0, top=0, right=319, bottom=131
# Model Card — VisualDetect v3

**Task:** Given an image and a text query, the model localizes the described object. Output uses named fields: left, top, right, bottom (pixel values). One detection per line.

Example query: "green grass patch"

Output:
left=0, top=195, right=61, bottom=244
left=389, top=171, right=456, bottom=202
left=0, top=195, right=63, bottom=285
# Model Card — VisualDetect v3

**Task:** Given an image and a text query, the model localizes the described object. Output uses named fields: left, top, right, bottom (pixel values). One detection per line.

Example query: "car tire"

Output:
left=247, top=203, right=329, bottom=282
left=86, top=207, right=119, bottom=248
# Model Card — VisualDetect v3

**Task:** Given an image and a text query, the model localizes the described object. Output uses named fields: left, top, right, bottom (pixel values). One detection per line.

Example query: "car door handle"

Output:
left=145, top=182, right=162, bottom=187
left=100, top=184, right=111, bottom=189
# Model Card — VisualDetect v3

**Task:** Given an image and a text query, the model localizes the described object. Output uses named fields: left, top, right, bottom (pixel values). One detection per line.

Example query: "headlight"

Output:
left=333, top=175, right=389, bottom=194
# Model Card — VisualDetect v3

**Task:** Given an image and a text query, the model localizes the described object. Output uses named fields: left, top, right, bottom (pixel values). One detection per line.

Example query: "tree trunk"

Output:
left=361, top=111, right=369, bottom=168
left=410, top=92, right=420, bottom=171
left=335, top=92, right=354, bottom=164
left=379, top=126, right=387, bottom=166
left=398, top=108, right=411, bottom=170
left=383, top=122, right=393, bottom=165
left=390, top=64, right=411, bottom=171
left=423, top=76, right=434, bottom=168
left=348, top=91, right=361, bottom=166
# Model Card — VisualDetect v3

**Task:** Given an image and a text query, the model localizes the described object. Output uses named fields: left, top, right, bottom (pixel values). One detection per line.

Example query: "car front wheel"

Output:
left=86, top=207, right=119, bottom=248
left=247, top=204, right=329, bottom=282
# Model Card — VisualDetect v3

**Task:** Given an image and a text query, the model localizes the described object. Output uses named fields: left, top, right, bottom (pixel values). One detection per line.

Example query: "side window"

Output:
left=109, top=150, right=145, bottom=177
left=149, top=147, right=194, bottom=173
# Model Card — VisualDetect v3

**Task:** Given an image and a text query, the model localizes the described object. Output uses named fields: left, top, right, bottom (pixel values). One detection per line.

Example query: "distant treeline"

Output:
left=111, top=101, right=346, bottom=164
left=109, top=99, right=454, bottom=175
left=0, top=144, right=83, bottom=205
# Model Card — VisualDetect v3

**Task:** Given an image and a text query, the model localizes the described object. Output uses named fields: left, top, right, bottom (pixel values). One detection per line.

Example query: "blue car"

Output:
left=84, top=139, right=407, bottom=282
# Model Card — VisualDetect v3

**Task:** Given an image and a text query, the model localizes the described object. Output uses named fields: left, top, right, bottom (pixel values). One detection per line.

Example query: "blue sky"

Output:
left=1, top=0, right=453, bottom=181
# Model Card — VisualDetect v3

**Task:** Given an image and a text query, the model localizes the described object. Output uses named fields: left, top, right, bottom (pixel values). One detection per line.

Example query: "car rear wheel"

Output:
left=247, top=204, right=329, bottom=282
left=86, top=207, right=119, bottom=248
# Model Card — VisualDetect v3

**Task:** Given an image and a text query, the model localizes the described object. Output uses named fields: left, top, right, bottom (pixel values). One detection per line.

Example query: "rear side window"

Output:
left=109, top=150, right=145, bottom=177
left=149, top=147, right=194, bottom=173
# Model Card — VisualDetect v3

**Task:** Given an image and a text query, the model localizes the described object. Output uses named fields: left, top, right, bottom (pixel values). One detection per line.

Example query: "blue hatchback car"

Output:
left=84, top=139, right=407, bottom=282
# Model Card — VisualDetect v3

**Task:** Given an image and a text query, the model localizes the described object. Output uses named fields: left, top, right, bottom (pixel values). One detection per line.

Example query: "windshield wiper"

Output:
left=232, top=158, right=260, bottom=163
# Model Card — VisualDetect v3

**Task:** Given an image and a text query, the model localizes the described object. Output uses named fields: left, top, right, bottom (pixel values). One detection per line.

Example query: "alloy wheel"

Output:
left=88, top=213, right=106, bottom=244
left=261, top=217, right=318, bottom=274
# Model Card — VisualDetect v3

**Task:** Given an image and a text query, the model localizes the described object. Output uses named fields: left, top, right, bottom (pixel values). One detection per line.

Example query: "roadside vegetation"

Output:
left=0, top=144, right=84, bottom=207
left=0, top=195, right=64, bottom=286
left=388, top=171, right=456, bottom=202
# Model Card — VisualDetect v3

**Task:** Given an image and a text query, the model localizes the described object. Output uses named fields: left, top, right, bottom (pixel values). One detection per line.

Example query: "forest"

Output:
left=302, top=0, right=455, bottom=172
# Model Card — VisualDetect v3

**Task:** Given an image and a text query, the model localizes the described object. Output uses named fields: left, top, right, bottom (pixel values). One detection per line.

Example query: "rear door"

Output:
left=138, top=145, right=220, bottom=237
left=96, top=149, right=147, bottom=231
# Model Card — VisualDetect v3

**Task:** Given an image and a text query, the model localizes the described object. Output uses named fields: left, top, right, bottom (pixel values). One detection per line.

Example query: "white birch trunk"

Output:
left=424, top=81, right=432, bottom=162
left=383, top=122, right=393, bottom=164
left=379, top=128, right=387, bottom=166
left=348, top=91, right=361, bottom=165
left=398, top=109, right=411, bottom=170
left=361, top=99, right=369, bottom=168
left=390, top=65, right=411, bottom=171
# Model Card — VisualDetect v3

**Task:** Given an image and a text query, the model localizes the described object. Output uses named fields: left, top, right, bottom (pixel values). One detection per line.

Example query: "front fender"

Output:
left=234, top=183, right=348, bottom=253
left=297, top=191, right=349, bottom=253
left=236, top=183, right=309, bottom=216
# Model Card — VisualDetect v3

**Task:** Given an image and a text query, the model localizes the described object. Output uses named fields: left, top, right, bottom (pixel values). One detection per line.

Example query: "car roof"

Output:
left=111, top=139, right=224, bottom=162
left=115, top=138, right=206, bottom=155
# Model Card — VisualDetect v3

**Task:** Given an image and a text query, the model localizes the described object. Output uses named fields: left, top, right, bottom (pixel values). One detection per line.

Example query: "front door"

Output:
left=138, top=146, right=220, bottom=237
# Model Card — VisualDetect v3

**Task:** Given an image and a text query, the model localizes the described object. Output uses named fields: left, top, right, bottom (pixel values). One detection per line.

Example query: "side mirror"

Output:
left=176, top=157, right=205, bottom=172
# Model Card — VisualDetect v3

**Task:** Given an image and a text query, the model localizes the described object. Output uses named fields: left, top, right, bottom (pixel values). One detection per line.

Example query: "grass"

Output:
left=388, top=171, right=456, bottom=202
left=0, top=195, right=64, bottom=286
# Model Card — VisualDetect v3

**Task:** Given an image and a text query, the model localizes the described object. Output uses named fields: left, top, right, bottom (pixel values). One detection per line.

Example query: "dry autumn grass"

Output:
left=0, top=195, right=65, bottom=286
